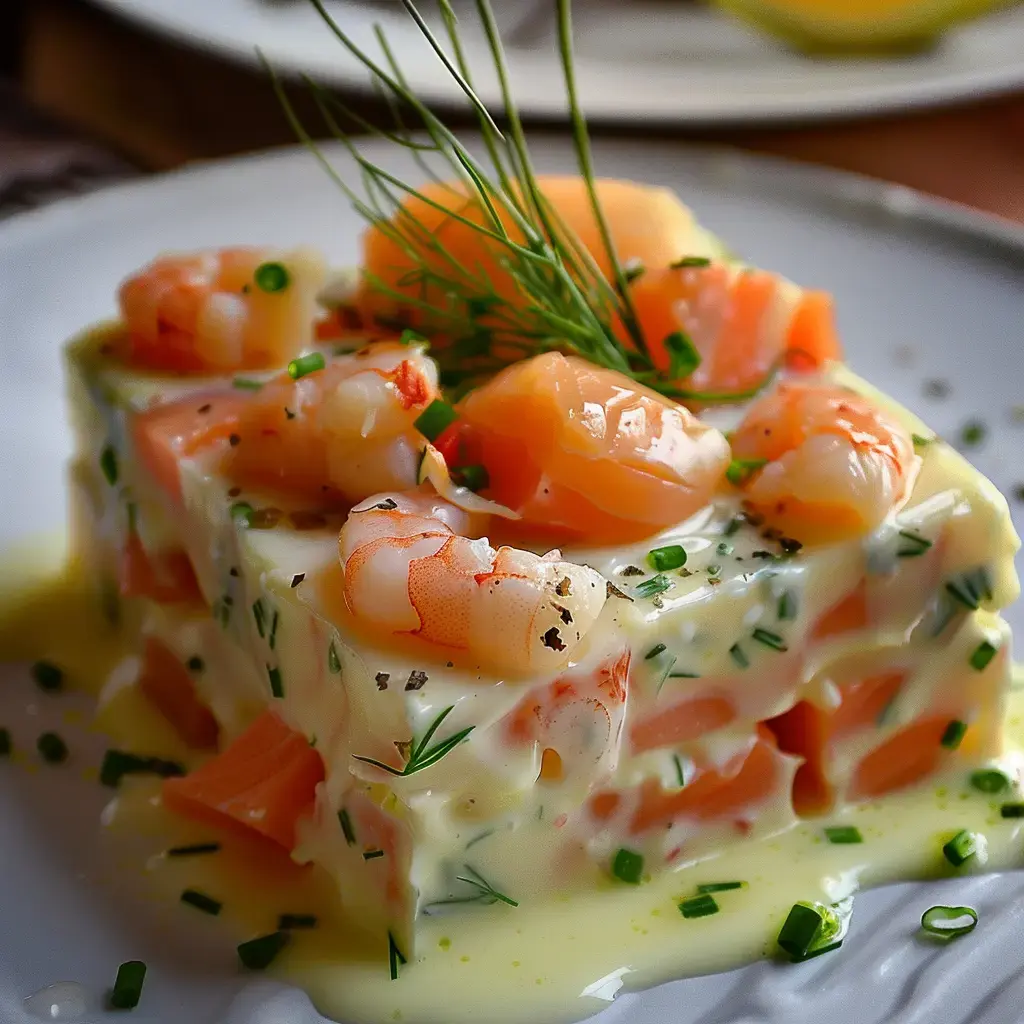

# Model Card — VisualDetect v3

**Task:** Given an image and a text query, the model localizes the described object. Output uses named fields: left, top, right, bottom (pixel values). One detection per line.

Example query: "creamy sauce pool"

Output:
left=4, top=537, right=1024, bottom=1024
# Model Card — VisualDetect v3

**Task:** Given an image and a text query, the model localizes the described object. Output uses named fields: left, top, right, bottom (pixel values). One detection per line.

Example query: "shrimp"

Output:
left=338, top=491, right=607, bottom=675
left=117, top=246, right=326, bottom=373
left=454, top=351, right=732, bottom=544
left=729, top=379, right=917, bottom=544
left=625, top=264, right=842, bottom=395
left=225, top=343, right=439, bottom=504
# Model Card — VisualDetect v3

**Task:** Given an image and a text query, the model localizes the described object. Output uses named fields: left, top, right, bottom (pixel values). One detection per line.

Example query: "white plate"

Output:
left=3, top=138, right=1024, bottom=1024
left=88, top=0, right=1024, bottom=124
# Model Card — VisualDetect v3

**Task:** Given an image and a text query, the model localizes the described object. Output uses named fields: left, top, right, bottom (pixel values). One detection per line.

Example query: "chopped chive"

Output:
left=970, top=769, right=1010, bottom=794
left=697, top=881, right=745, bottom=893
left=186, top=656, right=204, bottom=673
left=339, top=809, right=356, bottom=845
left=777, top=591, right=798, bottom=621
left=269, top=610, right=279, bottom=650
left=453, top=464, right=489, bottom=492
left=1000, top=803, right=1024, bottom=818
left=672, top=754, right=687, bottom=788
left=790, top=939, right=844, bottom=962
left=668, top=670, right=700, bottom=679
left=959, top=420, right=986, bottom=447
left=399, top=328, right=427, bottom=346
left=0, top=728, right=10, bottom=756
left=941, top=720, right=967, bottom=750
left=679, top=894, right=719, bottom=919
left=634, top=574, right=672, bottom=600
left=267, top=666, right=284, bottom=699
left=897, top=529, right=932, bottom=557
left=167, top=842, right=221, bottom=857
left=233, top=377, right=264, bottom=391
left=716, top=541, right=733, bottom=556
left=288, top=352, right=326, bottom=380
left=37, top=732, right=67, bottom=763
left=920, top=904, right=978, bottom=940
left=252, top=600, right=266, bottom=638
left=777, top=903, right=824, bottom=959
left=970, top=640, right=998, bottom=672
left=752, top=628, right=787, bottom=652
left=912, top=433, right=933, bottom=447
left=824, top=826, right=862, bottom=845
left=31, top=660, right=63, bottom=692
left=181, top=889, right=222, bottom=915
left=230, top=501, right=254, bottom=526
left=238, top=931, right=289, bottom=970
left=328, top=642, right=342, bottom=674
left=100, top=445, right=119, bottom=486
left=706, top=563, right=722, bottom=577
left=942, top=829, right=978, bottom=867
left=363, top=849, right=385, bottom=861
left=278, top=914, right=317, bottom=930
left=414, top=399, right=458, bottom=441
left=388, top=931, right=407, bottom=980
left=611, top=848, right=644, bottom=885
left=662, top=331, right=701, bottom=379
left=109, top=960, right=147, bottom=1010
left=729, top=643, right=749, bottom=669
left=670, top=255, right=711, bottom=269
left=645, top=643, right=667, bottom=660
left=623, top=261, right=645, bottom=284
left=647, top=544, right=686, bottom=572
left=724, top=516, right=743, bottom=536
left=254, top=261, right=290, bottom=293
left=100, top=749, right=185, bottom=787
left=725, top=458, right=767, bottom=487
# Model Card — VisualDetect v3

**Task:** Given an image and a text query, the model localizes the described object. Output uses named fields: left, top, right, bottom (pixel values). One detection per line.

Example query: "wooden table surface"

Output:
left=11, top=0, right=1024, bottom=224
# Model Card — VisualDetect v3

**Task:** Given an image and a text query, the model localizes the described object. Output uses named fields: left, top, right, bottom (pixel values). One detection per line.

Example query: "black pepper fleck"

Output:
left=375, top=672, right=390, bottom=690
left=228, top=433, right=241, bottom=447
left=405, top=670, right=428, bottom=691
left=291, top=573, right=305, bottom=588
left=542, top=626, right=566, bottom=651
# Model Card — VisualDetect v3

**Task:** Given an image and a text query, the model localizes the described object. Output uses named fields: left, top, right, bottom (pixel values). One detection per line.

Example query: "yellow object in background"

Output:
left=711, top=0, right=1016, bottom=51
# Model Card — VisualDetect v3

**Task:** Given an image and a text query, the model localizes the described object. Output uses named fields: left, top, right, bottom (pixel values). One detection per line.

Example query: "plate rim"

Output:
left=85, top=0, right=1024, bottom=125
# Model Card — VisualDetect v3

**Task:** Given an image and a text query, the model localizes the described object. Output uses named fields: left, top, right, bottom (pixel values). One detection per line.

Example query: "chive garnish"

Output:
left=912, top=433, right=932, bottom=447
left=100, top=445, right=119, bottom=486
left=920, top=905, right=978, bottom=940
left=109, top=960, right=147, bottom=1010
left=679, top=894, right=719, bottom=919
left=942, top=829, right=977, bottom=867
left=634, top=574, right=672, bottom=600
left=716, top=541, right=733, bottom=556
left=645, top=643, right=667, bottom=660
left=1000, top=803, right=1024, bottom=818
left=611, top=848, right=643, bottom=885
left=706, top=563, right=721, bottom=577
left=278, top=913, right=318, bottom=930
left=970, top=640, right=998, bottom=672
left=181, top=889, right=222, bottom=916
left=233, top=377, right=264, bottom=391
left=252, top=600, right=266, bottom=638
left=970, top=769, right=1010, bottom=794
left=647, top=545, right=686, bottom=572
left=186, top=656, right=204, bottom=673
left=230, top=501, right=255, bottom=526
left=697, top=882, right=745, bottom=893
left=777, top=591, right=798, bottom=621
left=673, top=754, right=687, bottom=788
left=752, top=628, right=787, bottom=652
left=268, top=666, right=284, bottom=699
left=363, top=849, right=385, bottom=860
left=725, top=458, right=767, bottom=487
left=100, top=749, right=185, bottom=787
left=37, top=732, right=67, bottom=763
left=288, top=352, right=326, bottom=380
left=959, top=420, right=986, bottom=447
left=662, top=331, right=701, bottom=379
left=31, top=660, right=63, bottom=692
left=454, top=464, right=489, bottom=492
left=399, top=328, right=427, bottom=346
left=426, top=865, right=520, bottom=910
left=777, top=903, right=824, bottom=959
left=167, top=842, right=221, bottom=857
left=941, top=720, right=967, bottom=750
left=388, top=932, right=407, bottom=981
left=353, top=705, right=473, bottom=777
left=897, top=529, right=932, bottom=557
left=0, top=728, right=10, bottom=756
left=414, top=399, right=458, bottom=441
left=328, top=642, right=342, bottom=674
left=824, top=826, right=862, bottom=845
left=238, top=932, right=289, bottom=970
left=254, top=261, right=290, bottom=293
left=670, top=255, right=711, bottom=269
left=729, top=643, right=749, bottom=669
left=269, top=610, right=279, bottom=650
left=339, top=809, right=357, bottom=845
left=623, top=260, right=645, bottom=284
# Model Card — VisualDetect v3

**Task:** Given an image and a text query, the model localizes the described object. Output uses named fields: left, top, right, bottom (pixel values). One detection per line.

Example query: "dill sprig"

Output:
left=425, top=863, right=519, bottom=910
left=265, top=0, right=766, bottom=403
left=353, top=704, right=474, bottom=777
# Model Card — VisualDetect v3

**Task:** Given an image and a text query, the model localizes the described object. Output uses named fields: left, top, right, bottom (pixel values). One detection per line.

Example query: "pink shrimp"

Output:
left=117, top=246, right=325, bottom=373
left=729, top=379, right=917, bottom=544
left=338, top=491, right=607, bottom=675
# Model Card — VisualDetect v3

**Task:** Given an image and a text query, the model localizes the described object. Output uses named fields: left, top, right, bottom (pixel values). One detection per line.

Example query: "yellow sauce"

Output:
left=4, top=540, right=1024, bottom=1024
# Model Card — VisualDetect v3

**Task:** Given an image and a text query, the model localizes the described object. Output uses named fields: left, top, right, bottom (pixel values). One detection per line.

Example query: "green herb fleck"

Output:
left=777, top=591, right=798, bottom=621
left=109, top=960, right=147, bottom=1010
left=941, top=720, right=967, bottom=750
left=970, top=640, right=998, bottom=672
left=969, top=769, right=1009, bottom=794
left=752, top=628, right=787, bottom=652
left=31, top=660, right=63, bottom=692
left=611, top=848, right=644, bottom=885
left=897, top=529, right=932, bottom=557
left=414, top=399, right=458, bottom=442
left=824, top=826, right=862, bottom=845
left=942, top=829, right=977, bottom=867
left=697, top=881, right=745, bottom=893
left=233, top=377, right=264, bottom=391
left=353, top=705, right=473, bottom=777
left=288, top=352, right=326, bottom=380
left=238, top=932, right=289, bottom=971
left=729, top=643, right=749, bottom=669
left=679, top=894, right=719, bottom=919
left=278, top=913, right=318, bottom=930
left=100, top=749, right=185, bottom=787
left=647, top=545, right=686, bottom=572
left=726, top=458, right=767, bottom=487
left=100, top=445, right=119, bottom=486
left=959, top=420, right=986, bottom=447
left=167, top=842, right=221, bottom=857
left=254, top=261, right=290, bottom=293
left=670, top=256, right=711, bottom=269
left=339, top=809, right=356, bottom=845
left=920, top=904, right=978, bottom=940
left=645, top=643, right=667, bottom=660
left=328, top=642, right=342, bottom=674
left=635, top=574, right=672, bottom=600
left=181, top=889, right=222, bottom=916
left=37, top=732, right=68, bottom=764
left=388, top=932, right=407, bottom=980
left=268, top=665, right=284, bottom=699
left=363, top=849, right=385, bottom=861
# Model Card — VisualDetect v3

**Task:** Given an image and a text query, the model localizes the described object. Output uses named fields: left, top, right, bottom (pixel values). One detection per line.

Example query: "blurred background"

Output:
left=3, top=0, right=1024, bottom=222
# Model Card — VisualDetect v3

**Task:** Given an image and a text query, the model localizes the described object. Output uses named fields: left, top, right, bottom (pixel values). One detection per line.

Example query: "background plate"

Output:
left=88, top=0, right=1024, bottom=124
left=2, top=139, right=1024, bottom=1023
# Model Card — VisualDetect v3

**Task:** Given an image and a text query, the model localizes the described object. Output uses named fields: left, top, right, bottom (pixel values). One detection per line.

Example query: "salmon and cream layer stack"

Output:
left=64, top=180, right=1019, bottom=958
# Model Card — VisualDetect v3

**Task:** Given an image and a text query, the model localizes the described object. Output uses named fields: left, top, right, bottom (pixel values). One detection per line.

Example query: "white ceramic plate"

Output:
left=88, top=0, right=1024, bottom=124
left=3, top=138, right=1024, bottom=1024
